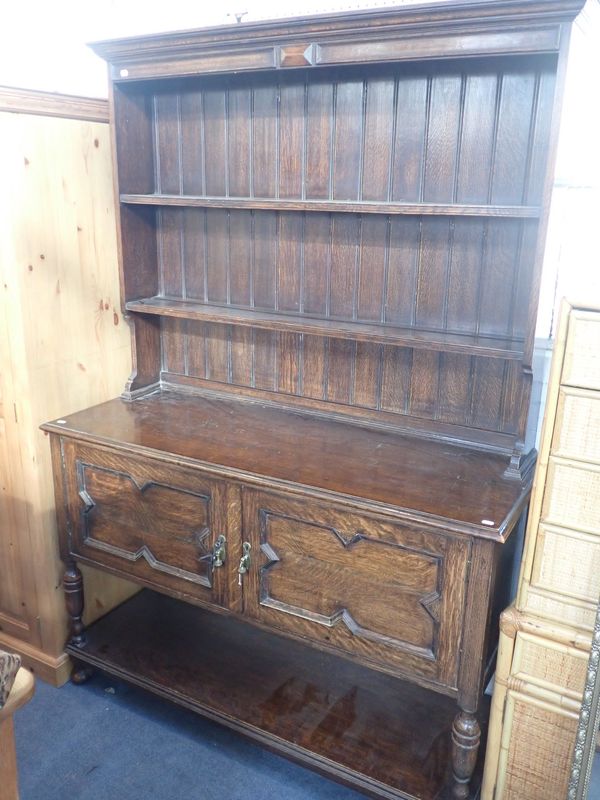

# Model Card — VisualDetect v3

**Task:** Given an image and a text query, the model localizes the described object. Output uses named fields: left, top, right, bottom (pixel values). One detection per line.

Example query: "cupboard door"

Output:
left=61, top=440, right=232, bottom=609
left=242, top=489, right=469, bottom=687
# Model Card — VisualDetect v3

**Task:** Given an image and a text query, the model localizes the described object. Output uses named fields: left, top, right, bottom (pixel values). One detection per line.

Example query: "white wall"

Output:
left=536, top=0, right=600, bottom=339
left=0, top=1, right=410, bottom=98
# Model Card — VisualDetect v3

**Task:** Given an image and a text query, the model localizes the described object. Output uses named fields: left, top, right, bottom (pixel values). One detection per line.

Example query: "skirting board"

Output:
left=0, top=631, right=71, bottom=688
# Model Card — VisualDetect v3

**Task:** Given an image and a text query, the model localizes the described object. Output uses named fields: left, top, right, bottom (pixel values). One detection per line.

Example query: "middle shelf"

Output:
left=125, top=296, right=525, bottom=359
left=120, top=193, right=541, bottom=218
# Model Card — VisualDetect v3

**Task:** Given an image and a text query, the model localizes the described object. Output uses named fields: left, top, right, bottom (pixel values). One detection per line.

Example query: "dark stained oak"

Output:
left=120, top=192, right=541, bottom=218
left=42, top=390, right=531, bottom=538
left=44, top=2, right=584, bottom=798
left=63, top=562, right=85, bottom=648
left=66, top=589, right=489, bottom=800
left=61, top=441, right=231, bottom=609
left=242, top=489, right=470, bottom=686
left=451, top=712, right=482, bottom=799
left=51, top=430, right=511, bottom=700
left=88, top=0, right=579, bottom=81
left=110, top=50, right=553, bottom=446
left=125, top=297, right=526, bottom=360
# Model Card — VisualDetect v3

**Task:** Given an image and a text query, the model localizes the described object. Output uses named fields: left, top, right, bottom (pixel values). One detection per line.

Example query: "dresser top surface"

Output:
left=44, top=390, right=530, bottom=538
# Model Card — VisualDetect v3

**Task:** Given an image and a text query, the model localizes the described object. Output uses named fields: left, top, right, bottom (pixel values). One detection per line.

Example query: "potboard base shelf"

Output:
left=67, top=590, right=487, bottom=800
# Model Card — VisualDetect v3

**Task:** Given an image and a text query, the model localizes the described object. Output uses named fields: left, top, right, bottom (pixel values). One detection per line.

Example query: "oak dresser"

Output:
left=43, top=2, right=584, bottom=797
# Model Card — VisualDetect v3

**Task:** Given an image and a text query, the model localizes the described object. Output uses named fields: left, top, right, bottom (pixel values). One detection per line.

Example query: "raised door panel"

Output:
left=242, top=489, right=470, bottom=687
left=61, top=440, right=232, bottom=609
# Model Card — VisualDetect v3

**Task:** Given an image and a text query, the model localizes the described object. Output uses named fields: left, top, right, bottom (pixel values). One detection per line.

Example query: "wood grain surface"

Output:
left=44, top=391, right=530, bottom=537
left=0, top=107, right=136, bottom=684
left=66, top=589, right=490, bottom=800
left=44, top=2, right=584, bottom=797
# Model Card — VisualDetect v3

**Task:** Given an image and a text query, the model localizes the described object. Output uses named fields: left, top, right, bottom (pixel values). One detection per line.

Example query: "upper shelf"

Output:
left=120, top=193, right=541, bottom=219
left=125, top=296, right=525, bottom=360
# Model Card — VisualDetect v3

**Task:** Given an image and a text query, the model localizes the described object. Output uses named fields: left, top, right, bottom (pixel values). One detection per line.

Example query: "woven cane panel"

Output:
left=524, top=587, right=596, bottom=631
left=563, top=311, right=600, bottom=390
left=503, top=696, right=578, bottom=800
left=543, top=459, right=600, bottom=535
left=532, top=525, right=600, bottom=603
left=553, top=389, right=600, bottom=464
left=514, top=632, right=587, bottom=695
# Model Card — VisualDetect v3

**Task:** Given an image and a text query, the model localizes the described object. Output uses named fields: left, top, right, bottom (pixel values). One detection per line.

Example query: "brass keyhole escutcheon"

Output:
left=212, top=535, right=227, bottom=568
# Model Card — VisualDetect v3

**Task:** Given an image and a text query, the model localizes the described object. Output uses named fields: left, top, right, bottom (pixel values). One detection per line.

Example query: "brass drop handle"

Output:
left=212, top=535, right=227, bottom=568
left=238, top=542, right=251, bottom=585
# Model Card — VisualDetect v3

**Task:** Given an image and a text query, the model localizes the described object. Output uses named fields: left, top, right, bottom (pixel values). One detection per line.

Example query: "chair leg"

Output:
left=0, top=717, right=20, bottom=800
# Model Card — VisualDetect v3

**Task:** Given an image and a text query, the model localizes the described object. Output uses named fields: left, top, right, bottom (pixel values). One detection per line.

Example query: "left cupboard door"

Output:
left=59, top=439, right=234, bottom=610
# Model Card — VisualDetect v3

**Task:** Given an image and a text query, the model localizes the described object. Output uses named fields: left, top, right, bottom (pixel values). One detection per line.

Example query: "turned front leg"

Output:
left=63, top=562, right=86, bottom=647
left=451, top=709, right=481, bottom=799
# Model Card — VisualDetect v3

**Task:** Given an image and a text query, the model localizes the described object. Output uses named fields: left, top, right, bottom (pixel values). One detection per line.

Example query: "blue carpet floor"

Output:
left=589, top=754, right=600, bottom=800
left=14, top=672, right=365, bottom=800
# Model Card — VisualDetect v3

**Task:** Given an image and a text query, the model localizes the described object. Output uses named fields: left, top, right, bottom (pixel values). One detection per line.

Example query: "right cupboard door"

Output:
left=241, top=489, right=470, bottom=687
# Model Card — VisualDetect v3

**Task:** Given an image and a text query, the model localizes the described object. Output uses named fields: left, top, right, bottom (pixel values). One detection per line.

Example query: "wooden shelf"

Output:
left=120, top=193, right=541, bottom=218
left=67, top=589, right=488, bottom=800
left=126, top=296, right=525, bottom=360
left=43, top=389, right=529, bottom=534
